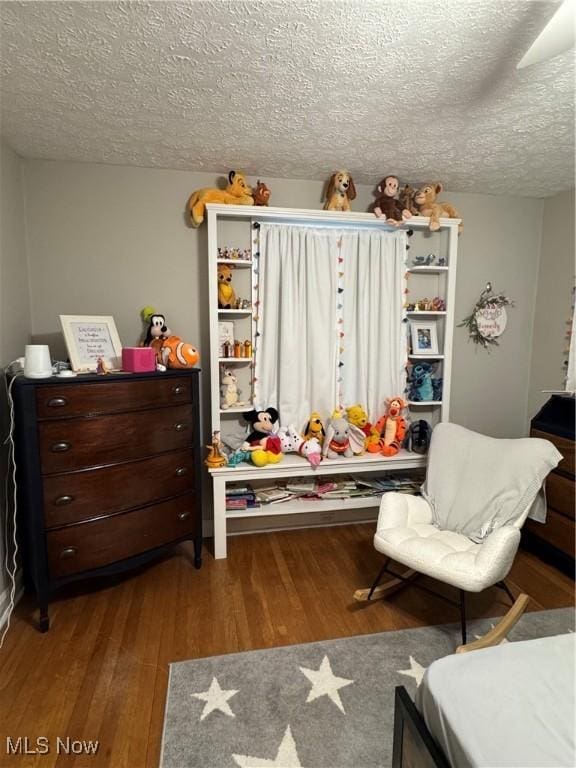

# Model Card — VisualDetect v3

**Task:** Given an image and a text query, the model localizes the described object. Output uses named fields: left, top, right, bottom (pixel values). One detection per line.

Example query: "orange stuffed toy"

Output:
left=367, top=396, right=408, bottom=457
left=413, top=182, right=462, bottom=234
left=188, top=170, right=253, bottom=228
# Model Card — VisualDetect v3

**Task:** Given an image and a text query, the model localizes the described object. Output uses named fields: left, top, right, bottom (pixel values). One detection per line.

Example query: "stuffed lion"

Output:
left=188, top=171, right=254, bottom=227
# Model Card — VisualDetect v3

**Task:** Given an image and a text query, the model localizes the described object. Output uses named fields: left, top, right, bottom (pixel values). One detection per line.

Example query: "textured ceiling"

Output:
left=0, top=0, right=574, bottom=197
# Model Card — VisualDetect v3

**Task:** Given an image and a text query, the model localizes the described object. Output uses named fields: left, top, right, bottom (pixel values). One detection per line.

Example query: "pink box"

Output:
left=122, top=347, right=156, bottom=372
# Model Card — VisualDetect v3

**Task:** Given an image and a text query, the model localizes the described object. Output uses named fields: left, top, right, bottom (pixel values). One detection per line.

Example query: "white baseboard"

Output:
left=0, top=569, right=23, bottom=632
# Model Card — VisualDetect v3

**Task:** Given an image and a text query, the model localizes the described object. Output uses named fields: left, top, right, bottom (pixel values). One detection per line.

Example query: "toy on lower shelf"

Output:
left=205, top=431, right=227, bottom=468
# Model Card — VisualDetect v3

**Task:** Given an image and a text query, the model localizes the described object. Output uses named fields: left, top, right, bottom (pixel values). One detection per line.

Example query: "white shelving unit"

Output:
left=206, top=203, right=460, bottom=558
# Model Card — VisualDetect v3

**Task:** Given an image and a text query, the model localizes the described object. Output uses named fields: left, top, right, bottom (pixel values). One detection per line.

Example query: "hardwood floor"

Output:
left=0, top=524, right=573, bottom=767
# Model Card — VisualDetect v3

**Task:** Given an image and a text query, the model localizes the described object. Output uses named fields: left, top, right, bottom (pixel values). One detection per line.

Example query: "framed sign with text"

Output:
left=59, top=315, right=123, bottom=372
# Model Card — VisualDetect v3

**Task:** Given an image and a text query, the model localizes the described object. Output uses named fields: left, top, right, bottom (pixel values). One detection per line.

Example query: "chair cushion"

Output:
left=374, top=493, right=521, bottom=591
left=422, top=422, right=562, bottom=543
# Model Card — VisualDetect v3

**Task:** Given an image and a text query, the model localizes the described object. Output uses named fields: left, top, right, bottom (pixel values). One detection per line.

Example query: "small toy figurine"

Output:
left=253, top=180, right=271, bottom=206
left=96, top=357, right=110, bottom=375
left=413, top=254, right=437, bottom=267
left=220, top=368, right=245, bottom=409
left=205, top=431, right=227, bottom=468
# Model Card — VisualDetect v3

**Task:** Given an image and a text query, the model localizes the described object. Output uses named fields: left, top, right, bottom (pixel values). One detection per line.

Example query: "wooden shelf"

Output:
left=220, top=406, right=252, bottom=414
left=218, top=357, right=253, bottom=363
left=209, top=449, right=426, bottom=480
left=226, top=495, right=381, bottom=519
left=217, top=259, right=252, bottom=267
left=409, top=354, right=445, bottom=360
left=408, top=400, right=442, bottom=406
left=407, top=311, right=446, bottom=317
left=218, top=309, right=253, bottom=315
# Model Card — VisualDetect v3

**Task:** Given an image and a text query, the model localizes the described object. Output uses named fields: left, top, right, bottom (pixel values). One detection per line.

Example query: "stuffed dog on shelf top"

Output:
left=324, top=170, right=356, bottom=211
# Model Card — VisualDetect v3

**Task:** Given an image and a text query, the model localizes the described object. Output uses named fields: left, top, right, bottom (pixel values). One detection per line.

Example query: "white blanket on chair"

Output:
left=422, top=423, right=562, bottom=542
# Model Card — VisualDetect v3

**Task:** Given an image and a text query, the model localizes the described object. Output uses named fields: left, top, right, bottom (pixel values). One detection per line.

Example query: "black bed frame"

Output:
left=392, top=686, right=450, bottom=768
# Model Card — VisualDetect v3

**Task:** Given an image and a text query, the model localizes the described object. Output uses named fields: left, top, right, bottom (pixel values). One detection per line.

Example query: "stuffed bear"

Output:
left=242, top=407, right=283, bottom=467
left=372, top=175, right=412, bottom=225
left=217, top=264, right=237, bottom=309
left=188, top=170, right=254, bottom=228
left=345, top=404, right=379, bottom=449
left=413, top=182, right=463, bottom=233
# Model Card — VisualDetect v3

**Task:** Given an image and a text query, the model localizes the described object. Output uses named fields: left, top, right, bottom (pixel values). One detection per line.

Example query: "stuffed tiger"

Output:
left=367, top=396, right=407, bottom=457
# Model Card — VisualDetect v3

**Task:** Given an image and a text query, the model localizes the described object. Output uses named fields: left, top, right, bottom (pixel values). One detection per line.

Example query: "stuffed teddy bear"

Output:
left=407, top=363, right=443, bottom=402
left=188, top=170, right=254, bottom=228
left=303, top=411, right=326, bottom=446
left=218, top=264, right=237, bottom=309
left=413, top=182, right=463, bottom=233
left=345, top=404, right=379, bottom=449
left=322, top=416, right=366, bottom=459
left=253, top=180, right=271, bottom=206
left=372, top=175, right=412, bottom=225
left=242, top=407, right=283, bottom=467
left=367, top=396, right=408, bottom=456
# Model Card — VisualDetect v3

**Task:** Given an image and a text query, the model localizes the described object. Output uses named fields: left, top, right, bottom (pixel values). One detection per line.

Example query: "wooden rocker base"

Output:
left=353, top=569, right=416, bottom=603
left=455, top=593, right=530, bottom=654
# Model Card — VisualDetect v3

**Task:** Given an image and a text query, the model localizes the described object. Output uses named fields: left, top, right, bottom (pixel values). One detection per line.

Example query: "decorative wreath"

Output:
left=459, top=283, right=515, bottom=349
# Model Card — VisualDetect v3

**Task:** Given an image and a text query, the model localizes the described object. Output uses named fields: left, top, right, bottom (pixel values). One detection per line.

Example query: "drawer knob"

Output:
left=175, top=467, right=188, bottom=477
left=55, top=495, right=74, bottom=506
left=47, top=396, right=68, bottom=408
left=51, top=441, right=71, bottom=453
left=59, top=546, right=78, bottom=559
left=178, top=510, right=191, bottom=520
left=174, top=422, right=186, bottom=432
left=172, top=385, right=185, bottom=395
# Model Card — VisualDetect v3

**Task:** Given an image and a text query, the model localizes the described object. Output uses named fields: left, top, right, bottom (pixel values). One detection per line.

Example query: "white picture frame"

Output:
left=410, top=321, right=439, bottom=356
left=59, top=315, right=123, bottom=372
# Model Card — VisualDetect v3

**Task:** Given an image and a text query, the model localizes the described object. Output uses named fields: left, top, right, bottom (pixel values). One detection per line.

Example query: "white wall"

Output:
left=23, top=159, right=545, bottom=440
left=528, top=189, right=575, bottom=420
left=0, top=140, right=30, bottom=623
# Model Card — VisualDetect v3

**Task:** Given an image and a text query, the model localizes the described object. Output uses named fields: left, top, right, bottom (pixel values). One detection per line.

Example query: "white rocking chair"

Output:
left=355, top=423, right=562, bottom=651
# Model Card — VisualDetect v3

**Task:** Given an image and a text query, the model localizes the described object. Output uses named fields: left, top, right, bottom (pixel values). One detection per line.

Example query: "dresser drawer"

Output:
left=43, top=449, right=195, bottom=528
left=546, top=472, right=575, bottom=521
left=531, top=429, right=574, bottom=478
left=526, top=508, right=575, bottom=559
left=36, top=377, right=192, bottom=419
left=47, top=493, right=198, bottom=578
left=39, top=404, right=194, bottom=473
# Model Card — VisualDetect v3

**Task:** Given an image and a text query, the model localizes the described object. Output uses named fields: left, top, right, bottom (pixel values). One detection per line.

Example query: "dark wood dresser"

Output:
left=12, top=369, right=203, bottom=631
left=524, top=395, right=575, bottom=577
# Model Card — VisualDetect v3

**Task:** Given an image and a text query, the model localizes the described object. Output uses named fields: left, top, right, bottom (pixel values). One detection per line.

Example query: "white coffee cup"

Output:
left=24, top=345, right=53, bottom=378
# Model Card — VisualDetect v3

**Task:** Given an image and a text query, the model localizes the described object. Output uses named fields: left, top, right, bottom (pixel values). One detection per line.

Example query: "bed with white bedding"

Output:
left=412, top=633, right=575, bottom=768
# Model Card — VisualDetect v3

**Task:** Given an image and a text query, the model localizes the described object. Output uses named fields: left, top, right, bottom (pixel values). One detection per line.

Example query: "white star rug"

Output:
left=160, top=608, right=574, bottom=768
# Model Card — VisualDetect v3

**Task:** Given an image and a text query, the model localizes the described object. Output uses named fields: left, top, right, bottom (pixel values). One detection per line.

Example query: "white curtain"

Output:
left=340, top=229, right=407, bottom=422
left=567, top=301, right=576, bottom=392
left=254, top=223, right=406, bottom=430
